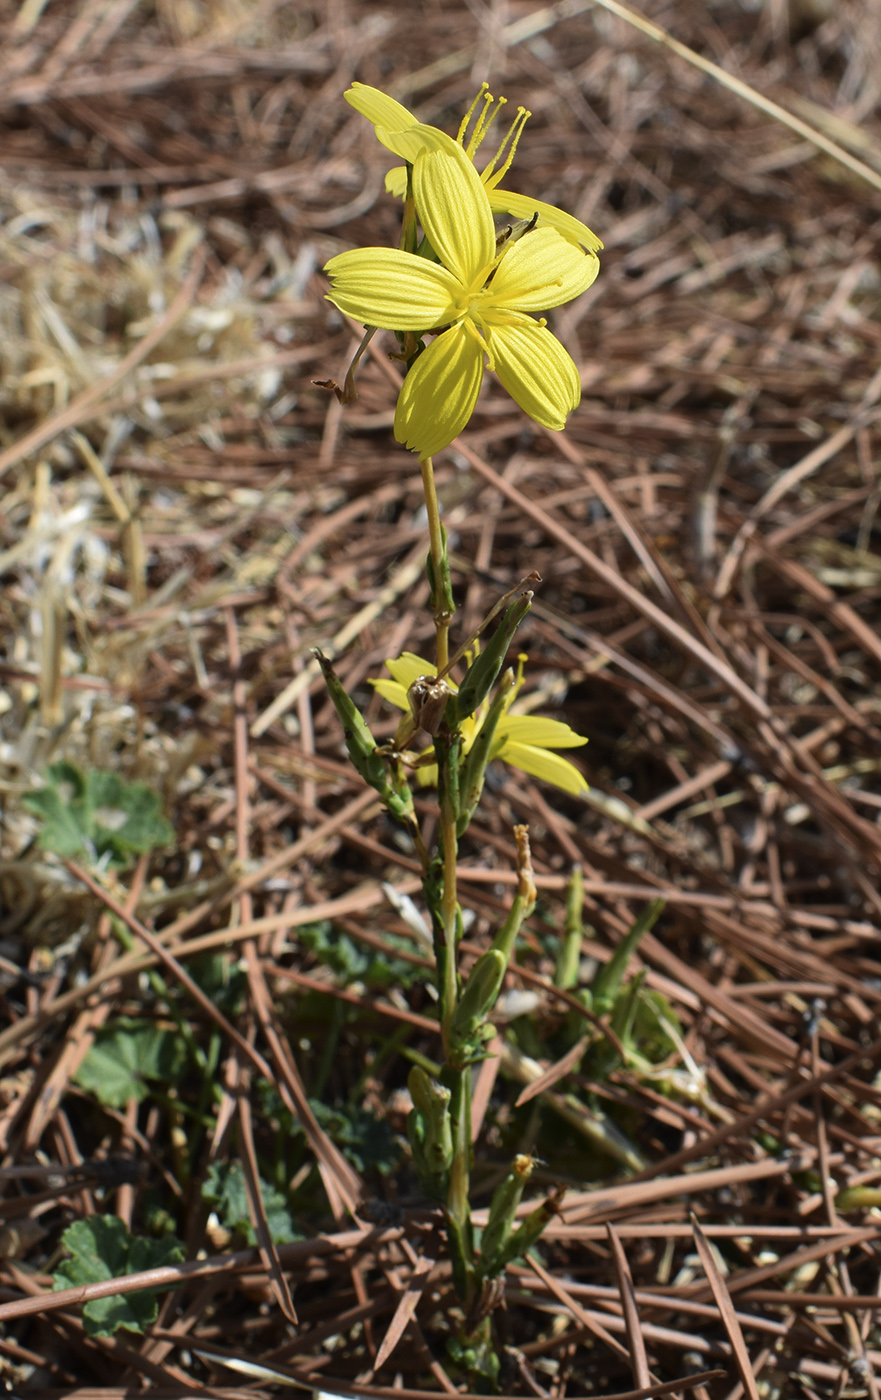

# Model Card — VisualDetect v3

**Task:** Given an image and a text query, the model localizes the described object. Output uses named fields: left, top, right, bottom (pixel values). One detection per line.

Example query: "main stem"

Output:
left=420, top=453, right=473, bottom=1307
left=421, top=455, right=450, bottom=673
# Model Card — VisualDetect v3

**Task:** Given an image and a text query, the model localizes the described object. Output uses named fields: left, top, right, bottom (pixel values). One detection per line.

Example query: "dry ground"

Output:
left=1, top=0, right=881, bottom=1396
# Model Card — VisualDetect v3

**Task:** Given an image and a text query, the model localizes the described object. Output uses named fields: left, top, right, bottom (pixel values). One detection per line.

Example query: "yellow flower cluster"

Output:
left=373, top=652, right=588, bottom=796
left=325, top=84, right=602, bottom=459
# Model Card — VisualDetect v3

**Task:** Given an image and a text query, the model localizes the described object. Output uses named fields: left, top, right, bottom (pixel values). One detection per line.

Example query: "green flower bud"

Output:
left=457, top=669, right=513, bottom=836
left=451, top=949, right=506, bottom=1046
left=492, top=1186, right=565, bottom=1271
left=451, top=593, right=532, bottom=726
left=407, top=1066, right=453, bottom=1175
left=480, top=1154, right=535, bottom=1277
left=315, top=650, right=414, bottom=824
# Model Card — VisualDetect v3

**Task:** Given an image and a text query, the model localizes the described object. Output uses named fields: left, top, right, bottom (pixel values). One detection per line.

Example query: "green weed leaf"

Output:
left=311, top=1100, right=401, bottom=1177
left=202, top=1162, right=299, bottom=1246
left=53, top=1216, right=184, bottom=1337
left=75, top=1018, right=188, bottom=1108
left=23, top=761, right=173, bottom=868
left=299, top=920, right=422, bottom=989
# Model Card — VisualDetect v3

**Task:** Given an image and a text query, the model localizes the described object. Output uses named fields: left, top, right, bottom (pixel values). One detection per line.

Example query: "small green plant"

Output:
left=23, top=760, right=173, bottom=867
left=202, top=1162, right=299, bottom=1246
left=551, top=880, right=706, bottom=1106
left=53, top=1216, right=184, bottom=1338
left=299, top=919, right=424, bottom=989
left=74, top=1017, right=189, bottom=1109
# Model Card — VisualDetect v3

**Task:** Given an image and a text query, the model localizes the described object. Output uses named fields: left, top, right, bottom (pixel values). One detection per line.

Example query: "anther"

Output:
left=481, top=106, right=531, bottom=189
left=457, top=83, right=491, bottom=150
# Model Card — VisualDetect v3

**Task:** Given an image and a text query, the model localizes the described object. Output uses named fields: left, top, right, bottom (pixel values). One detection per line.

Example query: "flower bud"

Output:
left=479, top=1154, right=535, bottom=1277
left=492, top=1185, right=565, bottom=1271
left=451, top=949, right=506, bottom=1045
left=316, top=650, right=415, bottom=824
left=407, top=1066, right=453, bottom=1175
left=451, top=593, right=532, bottom=726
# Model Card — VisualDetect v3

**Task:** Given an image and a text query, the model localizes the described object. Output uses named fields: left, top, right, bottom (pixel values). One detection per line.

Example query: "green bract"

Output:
left=324, top=136, right=599, bottom=459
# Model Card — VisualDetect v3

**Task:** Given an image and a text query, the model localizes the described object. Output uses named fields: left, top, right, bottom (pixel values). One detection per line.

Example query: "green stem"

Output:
left=446, top=1064, right=475, bottom=1306
left=437, top=739, right=476, bottom=1306
left=439, top=759, right=460, bottom=1056
left=420, top=455, right=450, bottom=672
left=419, top=454, right=473, bottom=1303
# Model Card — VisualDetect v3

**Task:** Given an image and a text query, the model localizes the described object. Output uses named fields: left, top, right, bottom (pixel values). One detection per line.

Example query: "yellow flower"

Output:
left=345, top=82, right=603, bottom=256
left=324, top=137, right=598, bottom=458
left=372, top=652, right=589, bottom=797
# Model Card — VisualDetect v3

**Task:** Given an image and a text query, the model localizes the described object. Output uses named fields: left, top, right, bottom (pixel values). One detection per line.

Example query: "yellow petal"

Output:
left=498, top=715, right=588, bottom=749
left=380, top=121, right=462, bottom=164
left=484, top=319, right=580, bottom=431
left=394, top=323, right=484, bottom=458
left=371, top=678, right=409, bottom=711
left=498, top=741, right=589, bottom=795
left=386, top=653, right=435, bottom=688
left=324, top=248, right=458, bottom=330
left=345, top=84, right=416, bottom=152
left=385, top=166, right=408, bottom=198
left=487, top=187, right=603, bottom=254
left=486, top=228, right=599, bottom=313
left=413, top=145, right=496, bottom=286
left=415, top=758, right=439, bottom=788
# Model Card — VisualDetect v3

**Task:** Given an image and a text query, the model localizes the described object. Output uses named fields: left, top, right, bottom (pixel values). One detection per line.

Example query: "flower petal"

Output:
left=371, top=678, right=409, bottom=711
left=345, top=84, right=417, bottom=152
left=395, top=323, right=484, bottom=458
left=498, top=715, right=588, bottom=749
left=487, top=187, right=603, bottom=254
left=485, top=227, right=599, bottom=312
left=484, top=319, right=581, bottom=431
left=385, top=652, right=436, bottom=688
left=413, top=145, right=496, bottom=287
left=385, top=166, right=408, bottom=198
left=324, top=248, right=459, bottom=330
left=380, top=121, right=462, bottom=164
left=497, top=741, right=589, bottom=795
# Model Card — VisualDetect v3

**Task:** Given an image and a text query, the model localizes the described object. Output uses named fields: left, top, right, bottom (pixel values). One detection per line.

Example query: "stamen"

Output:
left=465, top=92, right=507, bottom=160
left=462, top=316, right=493, bottom=370
left=457, top=83, right=491, bottom=149
left=481, top=105, right=530, bottom=189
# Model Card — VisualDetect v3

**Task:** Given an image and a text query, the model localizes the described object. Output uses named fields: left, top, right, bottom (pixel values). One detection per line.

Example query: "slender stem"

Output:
left=420, top=454, right=472, bottom=1302
left=438, top=737, right=475, bottom=1306
left=420, top=455, right=450, bottom=673
left=439, top=769, right=459, bottom=1054
left=447, top=1065, right=475, bottom=1307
